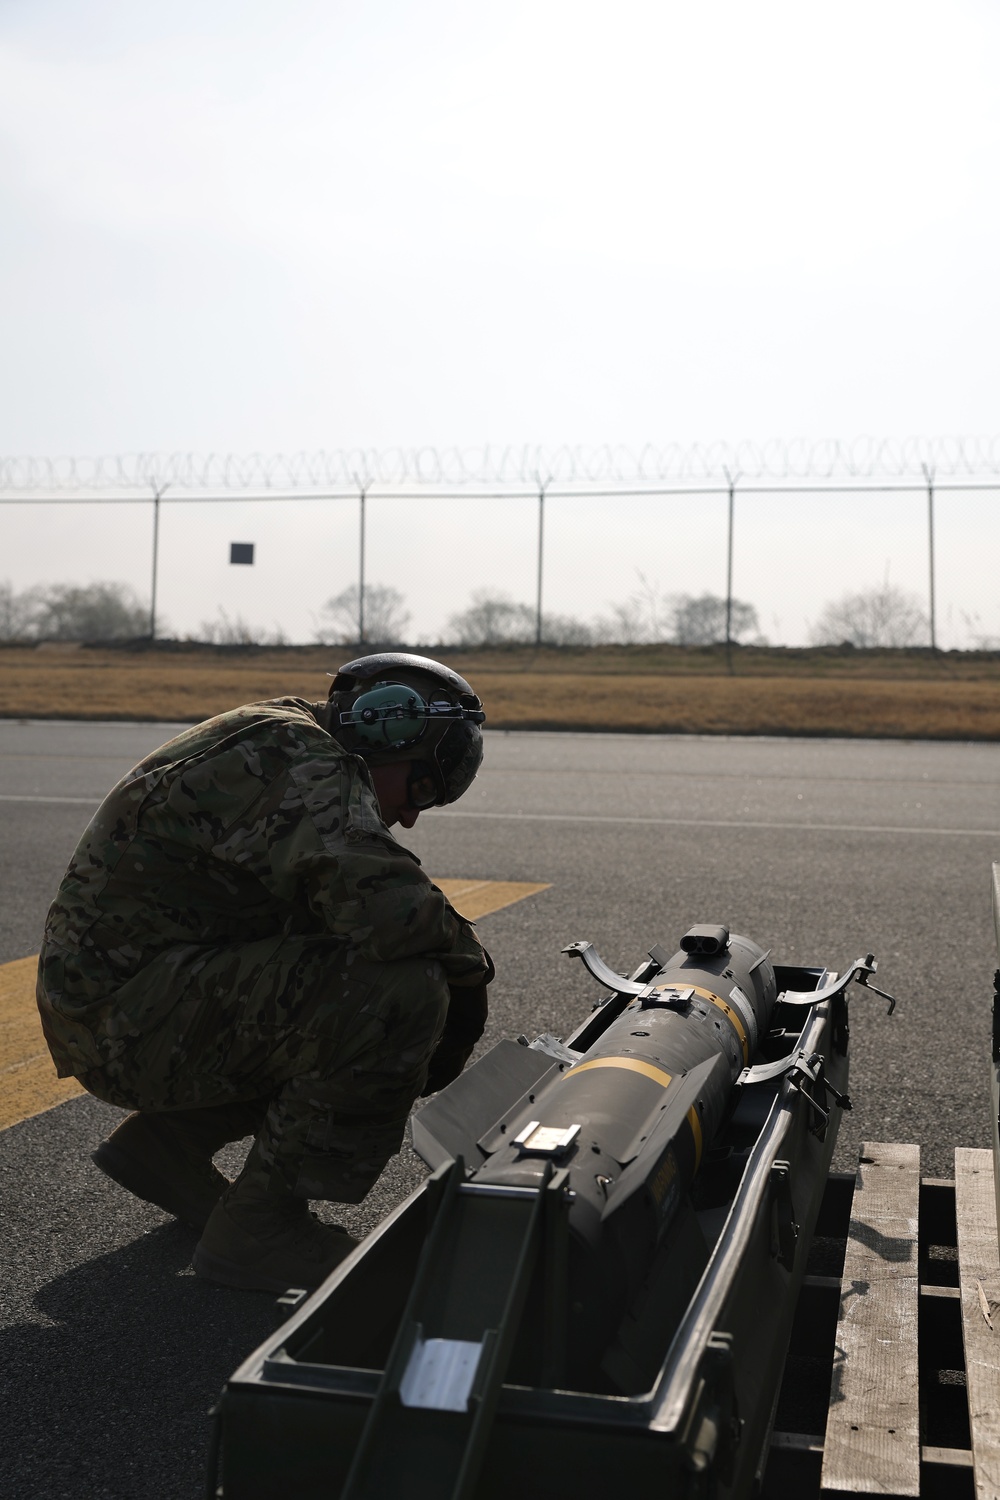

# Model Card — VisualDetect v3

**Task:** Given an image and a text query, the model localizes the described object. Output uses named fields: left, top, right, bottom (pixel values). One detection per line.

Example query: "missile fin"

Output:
left=411, top=1040, right=559, bottom=1171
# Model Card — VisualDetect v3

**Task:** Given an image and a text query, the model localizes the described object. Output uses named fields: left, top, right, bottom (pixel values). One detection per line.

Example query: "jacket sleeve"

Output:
left=214, top=741, right=491, bottom=984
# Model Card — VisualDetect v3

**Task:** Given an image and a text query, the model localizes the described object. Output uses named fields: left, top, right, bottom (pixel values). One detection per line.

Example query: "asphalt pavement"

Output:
left=2, top=718, right=998, bottom=1498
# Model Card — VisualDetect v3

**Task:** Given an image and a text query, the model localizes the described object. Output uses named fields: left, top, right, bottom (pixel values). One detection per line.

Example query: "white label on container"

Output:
left=399, top=1336, right=484, bottom=1412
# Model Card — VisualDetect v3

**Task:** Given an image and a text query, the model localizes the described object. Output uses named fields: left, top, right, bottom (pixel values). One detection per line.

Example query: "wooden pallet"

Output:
left=763, top=1142, right=1000, bottom=1500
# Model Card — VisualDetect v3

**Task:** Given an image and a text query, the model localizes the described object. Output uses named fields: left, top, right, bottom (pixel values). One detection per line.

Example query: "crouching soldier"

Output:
left=36, top=654, right=492, bottom=1292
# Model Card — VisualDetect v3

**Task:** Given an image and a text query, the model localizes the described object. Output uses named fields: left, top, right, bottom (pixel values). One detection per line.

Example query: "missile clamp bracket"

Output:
left=768, top=1161, right=799, bottom=1271
left=680, top=1331, right=740, bottom=1485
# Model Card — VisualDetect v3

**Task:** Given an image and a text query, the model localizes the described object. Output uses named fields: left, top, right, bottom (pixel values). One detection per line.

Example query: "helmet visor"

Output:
left=407, top=720, right=483, bottom=809
left=433, top=718, right=484, bottom=804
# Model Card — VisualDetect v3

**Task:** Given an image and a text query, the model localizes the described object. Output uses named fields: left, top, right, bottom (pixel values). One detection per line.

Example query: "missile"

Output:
left=413, top=924, right=892, bottom=1393
left=436, top=924, right=775, bottom=1385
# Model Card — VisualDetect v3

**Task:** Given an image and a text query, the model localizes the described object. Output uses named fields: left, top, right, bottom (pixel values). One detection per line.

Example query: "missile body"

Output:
left=470, top=927, right=777, bottom=1381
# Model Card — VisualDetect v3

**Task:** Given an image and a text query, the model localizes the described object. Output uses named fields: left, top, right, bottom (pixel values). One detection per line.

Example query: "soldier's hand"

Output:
left=420, top=980, right=490, bottom=1095
left=443, top=979, right=489, bottom=1046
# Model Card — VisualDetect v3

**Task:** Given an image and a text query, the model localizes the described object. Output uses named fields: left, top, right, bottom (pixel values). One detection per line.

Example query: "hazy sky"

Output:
left=2, top=1, right=999, bottom=644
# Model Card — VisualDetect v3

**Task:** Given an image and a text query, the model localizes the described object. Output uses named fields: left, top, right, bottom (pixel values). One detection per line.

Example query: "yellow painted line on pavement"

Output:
left=0, top=955, right=83, bottom=1132
left=433, top=878, right=550, bottom=921
left=0, top=879, right=549, bottom=1133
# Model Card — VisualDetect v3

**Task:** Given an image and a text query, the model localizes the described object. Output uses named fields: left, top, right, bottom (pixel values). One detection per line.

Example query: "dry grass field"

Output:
left=1, top=641, right=999, bottom=738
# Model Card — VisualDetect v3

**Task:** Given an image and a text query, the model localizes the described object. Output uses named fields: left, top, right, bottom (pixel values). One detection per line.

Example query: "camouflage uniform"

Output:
left=36, top=698, right=491, bottom=1201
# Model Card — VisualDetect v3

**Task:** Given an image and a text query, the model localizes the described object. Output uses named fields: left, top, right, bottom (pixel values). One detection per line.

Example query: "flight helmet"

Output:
left=328, top=652, right=486, bottom=808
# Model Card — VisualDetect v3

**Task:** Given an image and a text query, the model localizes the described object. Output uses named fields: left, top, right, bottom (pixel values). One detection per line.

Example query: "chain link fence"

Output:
left=2, top=443, right=998, bottom=650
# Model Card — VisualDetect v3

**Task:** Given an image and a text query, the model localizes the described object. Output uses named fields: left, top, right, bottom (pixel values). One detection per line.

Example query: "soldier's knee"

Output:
left=368, top=958, right=451, bottom=1045
left=258, top=1091, right=409, bottom=1202
left=291, top=1115, right=407, bottom=1201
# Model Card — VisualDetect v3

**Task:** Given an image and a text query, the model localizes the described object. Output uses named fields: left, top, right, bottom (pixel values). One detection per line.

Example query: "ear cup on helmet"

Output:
left=342, top=683, right=430, bottom=747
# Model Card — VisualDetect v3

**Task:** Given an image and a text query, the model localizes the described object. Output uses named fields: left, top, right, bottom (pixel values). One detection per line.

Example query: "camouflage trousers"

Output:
left=73, top=936, right=451, bottom=1201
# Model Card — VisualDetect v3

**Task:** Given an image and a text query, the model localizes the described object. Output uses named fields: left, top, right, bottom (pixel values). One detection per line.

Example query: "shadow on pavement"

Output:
left=0, top=1219, right=280, bottom=1500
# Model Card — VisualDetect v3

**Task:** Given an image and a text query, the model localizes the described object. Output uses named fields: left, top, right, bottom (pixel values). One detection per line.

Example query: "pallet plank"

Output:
left=921, top=1444, right=974, bottom=1469
left=954, top=1147, right=1000, bottom=1500
left=820, top=1141, right=921, bottom=1498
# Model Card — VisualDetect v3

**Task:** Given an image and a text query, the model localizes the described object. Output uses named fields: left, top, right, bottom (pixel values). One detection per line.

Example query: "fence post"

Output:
left=354, top=480, right=368, bottom=646
left=149, top=483, right=167, bottom=640
left=724, top=470, right=736, bottom=672
left=923, top=464, right=937, bottom=649
left=535, top=478, right=549, bottom=647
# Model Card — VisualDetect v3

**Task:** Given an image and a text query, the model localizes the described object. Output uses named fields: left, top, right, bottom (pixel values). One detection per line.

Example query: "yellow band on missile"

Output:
left=686, top=1104, right=703, bottom=1171
left=666, top=984, right=750, bottom=1065
left=567, top=1056, right=673, bottom=1089
left=568, top=1055, right=703, bottom=1172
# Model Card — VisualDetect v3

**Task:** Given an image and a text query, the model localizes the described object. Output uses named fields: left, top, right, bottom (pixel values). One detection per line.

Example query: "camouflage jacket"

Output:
left=38, top=699, right=490, bottom=1072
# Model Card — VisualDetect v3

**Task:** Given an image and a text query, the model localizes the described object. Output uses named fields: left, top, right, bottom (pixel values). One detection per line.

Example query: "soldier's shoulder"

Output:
left=234, top=699, right=351, bottom=757
left=171, top=698, right=334, bottom=752
left=221, top=697, right=330, bottom=736
left=122, top=699, right=340, bottom=789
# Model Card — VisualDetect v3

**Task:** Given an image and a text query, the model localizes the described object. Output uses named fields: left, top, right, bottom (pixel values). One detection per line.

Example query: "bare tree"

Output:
left=633, top=572, right=674, bottom=640
left=593, top=596, right=651, bottom=645
left=0, top=580, right=36, bottom=641
left=593, top=572, right=673, bottom=644
left=445, top=591, right=536, bottom=646
left=447, top=591, right=596, bottom=646
left=317, top=583, right=410, bottom=648
left=543, top=612, right=595, bottom=646
left=197, top=608, right=289, bottom=646
left=17, top=581, right=151, bottom=641
left=672, top=593, right=762, bottom=646
left=443, top=588, right=593, bottom=648
left=810, top=584, right=928, bottom=648
left=959, top=610, right=1000, bottom=650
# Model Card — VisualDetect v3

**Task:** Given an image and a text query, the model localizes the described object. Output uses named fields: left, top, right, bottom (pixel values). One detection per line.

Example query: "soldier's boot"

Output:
left=92, top=1100, right=269, bottom=1231
left=191, top=1145, right=359, bottom=1293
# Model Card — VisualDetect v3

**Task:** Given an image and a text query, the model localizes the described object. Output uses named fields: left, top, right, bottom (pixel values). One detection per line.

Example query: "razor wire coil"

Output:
left=6, top=437, right=1000, bottom=493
